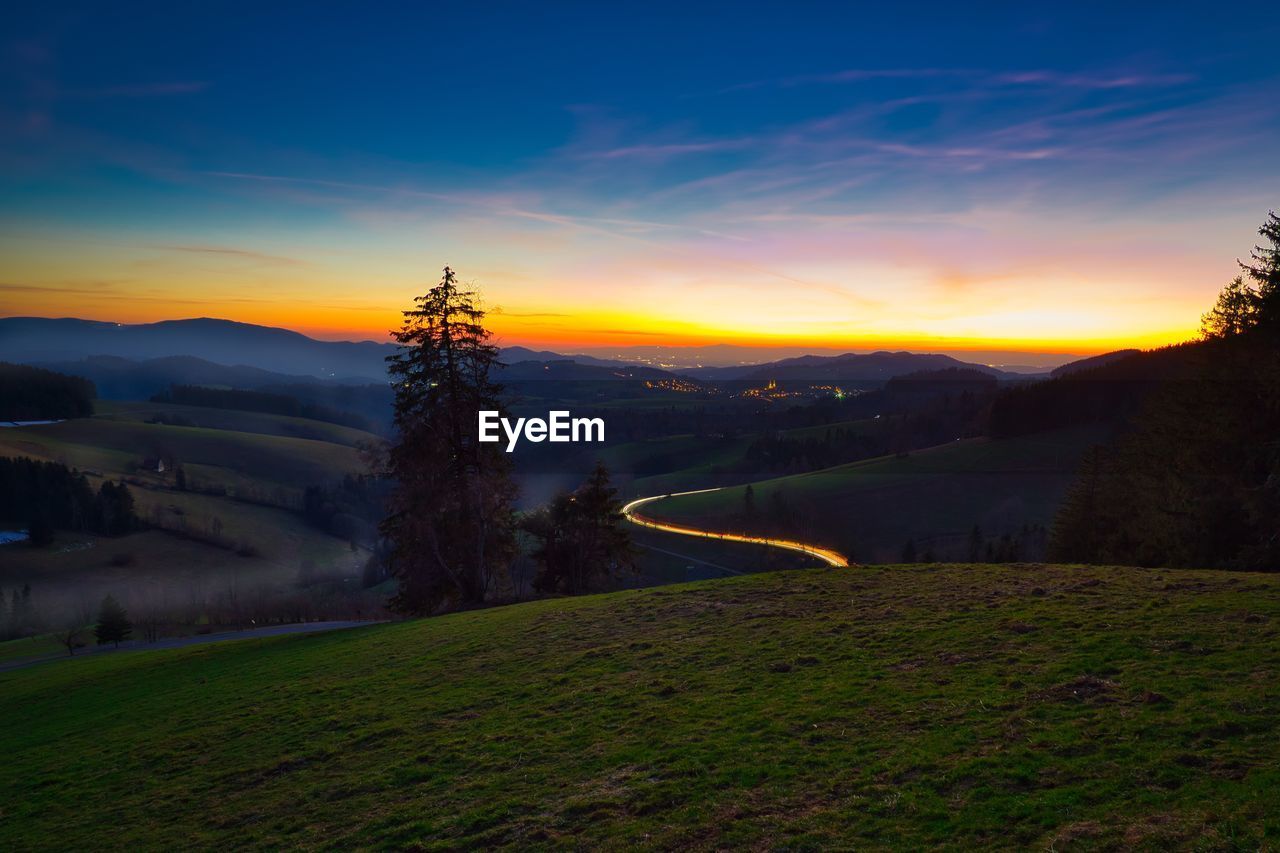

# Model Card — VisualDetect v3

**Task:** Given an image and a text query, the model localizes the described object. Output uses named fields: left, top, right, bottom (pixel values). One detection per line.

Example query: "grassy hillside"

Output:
left=601, top=416, right=883, bottom=494
left=628, top=524, right=823, bottom=584
left=2, top=563, right=1278, bottom=849
left=0, top=417, right=365, bottom=501
left=0, top=519, right=366, bottom=624
left=647, top=426, right=1106, bottom=562
left=0, top=406, right=377, bottom=626
left=95, top=400, right=382, bottom=448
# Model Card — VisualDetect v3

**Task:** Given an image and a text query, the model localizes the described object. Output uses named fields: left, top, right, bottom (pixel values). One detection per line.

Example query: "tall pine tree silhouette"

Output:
left=381, top=267, right=517, bottom=613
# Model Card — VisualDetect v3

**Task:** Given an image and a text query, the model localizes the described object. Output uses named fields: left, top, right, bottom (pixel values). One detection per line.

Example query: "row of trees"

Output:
left=0, top=457, right=140, bottom=543
left=380, top=268, right=635, bottom=614
left=1050, top=212, right=1280, bottom=569
left=151, top=385, right=374, bottom=432
left=58, top=594, right=171, bottom=655
left=0, top=362, right=95, bottom=421
left=4, top=587, right=131, bottom=652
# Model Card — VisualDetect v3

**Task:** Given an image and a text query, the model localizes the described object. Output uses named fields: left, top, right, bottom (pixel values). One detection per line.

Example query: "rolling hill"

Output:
left=0, top=318, right=628, bottom=385
left=682, top=351, right=1031, bottom=383
left=2, top=563, right=1277, bottom=848
left=599, top=416, right=887, bottom=495
left=0, top=317, right=395, bottom=382
left=641, top=426, right=1108, bottom=562
left=0, top=417, right=366, bottom=499
left=0, top=403, right=382, bottom=626
left=95, top=400, right=380, bottom=448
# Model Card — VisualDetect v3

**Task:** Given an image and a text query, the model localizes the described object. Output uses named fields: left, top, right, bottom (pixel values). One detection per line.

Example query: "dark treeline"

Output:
left=515, top=369, right=1002, bottom=477
left=302, top=474, right=389, bottom=546
left=742, top=425, right=883, bottom=473
left=901, top=524, right=1047, bottom=565
left=152, top=385, right=374, bottom=432
left=1049, top=212, right=1280, bottom=570
left=987, top=344, right=1200, bottom=438
left=262, top=382, right=394, bottom=434
left=884, top=367, right=998, bottom=396
left=0, top=362, right=95, bottom=421
left=0, top=457, right=140, bottom=542
left=741, top=375, right=996, bottom=475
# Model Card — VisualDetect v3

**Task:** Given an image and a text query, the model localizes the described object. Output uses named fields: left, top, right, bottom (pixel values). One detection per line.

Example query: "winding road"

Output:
left=0, top=621, right=381, bottom=674
left=621, top=487, right=850, bottom=568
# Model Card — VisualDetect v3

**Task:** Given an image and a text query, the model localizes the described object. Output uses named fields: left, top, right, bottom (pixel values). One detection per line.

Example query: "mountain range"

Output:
left=0, top=316, right=1113, bottom=391
left=0, top=317, right=397, bottom=382
left=680, top=352, right=1029, bottom=383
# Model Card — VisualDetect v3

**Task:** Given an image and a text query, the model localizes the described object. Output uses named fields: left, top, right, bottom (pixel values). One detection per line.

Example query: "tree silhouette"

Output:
left=94, top=595, right=132, bottom=648
left=523, top=462, right=635, bottom=595
left=1051, top=212, right=1280, bottom=569
left=1203, top=210, right=1280, bottom=339
left=381, top=267, right=518, bottom=613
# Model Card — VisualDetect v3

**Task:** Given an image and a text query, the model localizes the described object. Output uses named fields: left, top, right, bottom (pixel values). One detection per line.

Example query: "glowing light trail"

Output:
left=621, top=488, right=851, bottom=568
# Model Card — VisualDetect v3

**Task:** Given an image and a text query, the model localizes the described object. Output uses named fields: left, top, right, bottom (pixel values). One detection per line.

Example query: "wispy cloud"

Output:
left=992, top=71, right=1194, bottom=89
left=708, top=67, right=967, bottom=95
left=584, top=139, right=753, bottom=161
left=707, top=67, right=1195, bottom=96
left=151, top=244, right=305, bottom=266
left=0, top=281, right=273, bottom=306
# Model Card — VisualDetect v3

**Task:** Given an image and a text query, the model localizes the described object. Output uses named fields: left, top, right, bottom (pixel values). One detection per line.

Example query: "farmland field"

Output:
left=0, top=408, right=377, bottom=627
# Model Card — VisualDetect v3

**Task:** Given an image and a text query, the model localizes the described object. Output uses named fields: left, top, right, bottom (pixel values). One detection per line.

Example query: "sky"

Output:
left=2, top=2, right=1279, bottom=355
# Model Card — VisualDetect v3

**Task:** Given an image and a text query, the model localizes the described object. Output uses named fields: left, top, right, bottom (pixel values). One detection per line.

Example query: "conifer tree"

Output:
left=94, top=594, right=132, bottom=647
left=523, top=462, right=635, bottom=595
left=381, top=267, right=518, bottom=613
left=1053, top=212, right=1280, bottom=569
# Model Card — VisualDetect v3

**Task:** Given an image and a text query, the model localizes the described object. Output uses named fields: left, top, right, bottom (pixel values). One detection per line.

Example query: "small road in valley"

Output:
left=0, top=620, right=382, bottom=674
left=622, top=488, right=851, bottom=568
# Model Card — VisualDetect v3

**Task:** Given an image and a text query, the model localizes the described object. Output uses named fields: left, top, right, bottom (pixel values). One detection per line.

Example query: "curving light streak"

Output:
left=621, top=487, right=851, bottom=568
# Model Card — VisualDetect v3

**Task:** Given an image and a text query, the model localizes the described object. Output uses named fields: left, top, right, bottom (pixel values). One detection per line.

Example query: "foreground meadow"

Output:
left=2, top=563, right=1278, bottom=849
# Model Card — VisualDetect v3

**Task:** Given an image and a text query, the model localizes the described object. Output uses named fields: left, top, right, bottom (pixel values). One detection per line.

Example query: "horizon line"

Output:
left=0, top=313, right=1189, bottom=359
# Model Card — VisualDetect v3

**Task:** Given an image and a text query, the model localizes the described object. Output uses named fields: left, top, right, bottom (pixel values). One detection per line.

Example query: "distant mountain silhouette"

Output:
left=0, top=317, right=396, bottom=381
left=566, top=343, right=1076, bottom=370
left=498, top=346, right=625, bottom=368
left=1049, top=349, right=1141, bottom=378
left=1, top=317, right=1074, bottom=389
left=25, top=350, right=688, bottom=418
left=0, top=317, right=636, bottom=381
left=683, top=351, right=1025, bottom=383
left=500, top=359, right=685, bottom=382
left=30, top=354, right=398, bottom=432
left=988, top=343, right=1201, bottom=438
left=32, top=355, right=344, bottom=400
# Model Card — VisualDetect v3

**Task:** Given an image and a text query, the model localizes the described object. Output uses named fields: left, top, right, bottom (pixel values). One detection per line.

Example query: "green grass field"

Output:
left=0, top=417, right=367, bottom=501
left=646, top=426, right=1107, bottom=562
left=2, top=563, right=1277, bottom=849
left=0, top=407, right=376, bottom=627
left=95, top=400, right=382, bottom=448
left=628, top=524, right=822, bottom=583
left=601, top=416, right=884, bottom=495
left=0, top=521, right=365, bottom=625
left=0, top=633, right=62, bottom=664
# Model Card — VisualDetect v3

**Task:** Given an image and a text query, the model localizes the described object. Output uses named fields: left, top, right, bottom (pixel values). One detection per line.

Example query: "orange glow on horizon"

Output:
left=0, top=229, right=1209, bottom=359
left=10, top=299, right=1191, bottom=358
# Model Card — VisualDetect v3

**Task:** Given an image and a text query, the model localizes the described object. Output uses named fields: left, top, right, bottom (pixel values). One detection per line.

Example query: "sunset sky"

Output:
left=3, top=3, right=1279, bottom=355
